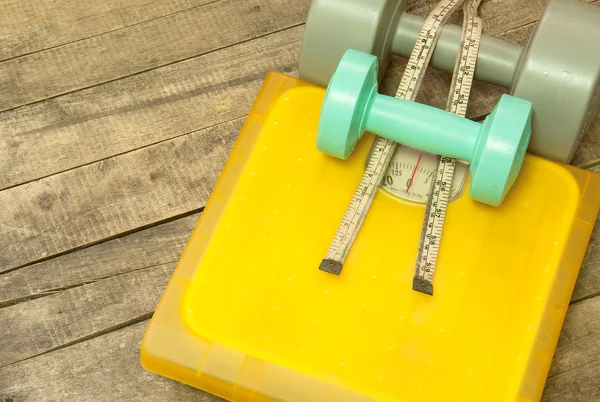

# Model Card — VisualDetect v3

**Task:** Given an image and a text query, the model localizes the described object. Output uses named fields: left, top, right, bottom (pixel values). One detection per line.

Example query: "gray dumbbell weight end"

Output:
left=299, top=0, right=600, bottom=163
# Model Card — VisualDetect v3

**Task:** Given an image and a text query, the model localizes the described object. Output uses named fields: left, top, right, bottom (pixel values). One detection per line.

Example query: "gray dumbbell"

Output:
left=299, top=0, right=600, bottom=163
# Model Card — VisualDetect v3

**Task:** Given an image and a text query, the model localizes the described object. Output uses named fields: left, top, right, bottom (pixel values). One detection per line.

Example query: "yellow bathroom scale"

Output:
left=140, top=72, right=600, bottom=402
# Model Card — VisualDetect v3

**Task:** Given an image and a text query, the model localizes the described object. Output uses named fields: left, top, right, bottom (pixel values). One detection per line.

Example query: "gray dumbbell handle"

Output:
left=393, top=13, right=523, bottom=88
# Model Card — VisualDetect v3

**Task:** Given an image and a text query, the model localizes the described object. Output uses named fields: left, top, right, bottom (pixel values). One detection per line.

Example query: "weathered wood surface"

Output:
left=0, top=0, right=216, bottom=61
left=0, top=0, right=309, bottom=112
left=1, top=0, right=600, bottom=400
left=0, top=322, right=223, bottom=402
left=0, top=27, right=301, bottom=190
left=0, top=115, right=243, bottom=273
left=0, top=263, right=171, bottom=367
left=0, top=214, right=199, bottom=307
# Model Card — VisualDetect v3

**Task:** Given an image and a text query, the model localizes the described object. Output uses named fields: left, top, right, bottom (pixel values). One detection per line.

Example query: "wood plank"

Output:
left=543, top=296, right=600, bottom=401
left=0, top=26, right=302, bottom=190
left=0, top=116, right=242, bottom=273
left=0, top=0, right=309, bottom=112
left=0, top=0, right=213, bottom=61
left=573, top=226, right=600, bottom=301
left=0, top=322, right=222, bottom=402
left=0, top=214, right=198, bottom=307
left=543, top=360, right=600, bottom=401
left=549, top=297, right=600, bottom=378
left=0, top=263, right=172, bottom=367
left=572, top=165, right=600, bottom=301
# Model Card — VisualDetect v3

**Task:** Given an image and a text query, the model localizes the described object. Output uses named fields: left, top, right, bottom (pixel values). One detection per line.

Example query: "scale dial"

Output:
left=380, top=146, right=469, bottom=203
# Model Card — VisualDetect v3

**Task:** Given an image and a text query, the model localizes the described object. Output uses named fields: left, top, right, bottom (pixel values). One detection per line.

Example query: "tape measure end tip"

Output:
left=319, top=259, right=343, bottom=275
left=412, top=277, right=434, bottom=296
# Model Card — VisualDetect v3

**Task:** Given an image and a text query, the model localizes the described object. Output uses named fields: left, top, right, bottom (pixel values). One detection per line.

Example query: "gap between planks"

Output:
left=0, top=21, right=304, bottom=118
left=0, top=0, right=311, bottom=113
left=0, top=204, right=204, bottom=277
left=0, top=0, right=223, bottom=64
left=0, top=25, right=304, bottom=191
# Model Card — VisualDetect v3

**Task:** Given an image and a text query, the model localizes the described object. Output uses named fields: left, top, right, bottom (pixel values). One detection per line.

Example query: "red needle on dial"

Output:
left=406, top=153, right=422, bottom=193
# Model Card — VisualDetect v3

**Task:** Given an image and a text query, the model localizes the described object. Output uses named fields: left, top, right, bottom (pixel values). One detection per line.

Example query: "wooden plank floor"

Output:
left=1, top=0, right=599, bottom=400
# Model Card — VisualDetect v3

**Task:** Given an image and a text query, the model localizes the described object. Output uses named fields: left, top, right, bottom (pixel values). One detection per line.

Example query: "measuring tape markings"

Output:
left=319, top=0, right=466, bottom=275
left=413, top=0, right=483, bottom=295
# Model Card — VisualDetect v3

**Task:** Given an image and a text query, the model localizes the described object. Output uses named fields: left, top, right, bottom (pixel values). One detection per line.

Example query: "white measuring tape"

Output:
left=320, top=0, right=483, bottom=295
left=414, top=0, right=483, bottom=295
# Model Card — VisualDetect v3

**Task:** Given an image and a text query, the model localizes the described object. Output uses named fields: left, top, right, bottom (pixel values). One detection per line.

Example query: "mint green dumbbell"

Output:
left=317, top=49, right=533, bottom=206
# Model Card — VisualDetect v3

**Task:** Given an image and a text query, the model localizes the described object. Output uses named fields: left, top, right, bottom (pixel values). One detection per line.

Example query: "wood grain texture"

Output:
left=571, top=164, right=600, bottom=302
left=0, top=0, right=214, bottom=61
left=0, top=26, right=302, bottom=190
left=0, top=0, right=309, bottom=112
left=0, top=322, right=222, bottom=402
left=0, top=214, right=199, bottom=306
left=543, top=360, right=600, bottom=402
left=0, top=117, right=241, bottom=274
left=0, top=263, right=174, bottom=367
left=549, top=297, right=600, bottom=378
left=542, top=297, right=600, bottom=401
left=572, top=222, right=600, bottom=302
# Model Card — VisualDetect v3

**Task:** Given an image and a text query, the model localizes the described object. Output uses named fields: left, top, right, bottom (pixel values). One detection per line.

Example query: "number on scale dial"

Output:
left=381, top=146, right=469, bottom=203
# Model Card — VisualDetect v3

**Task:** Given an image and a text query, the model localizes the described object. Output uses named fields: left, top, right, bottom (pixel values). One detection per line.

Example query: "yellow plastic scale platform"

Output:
left=140, top=72, right=600, bottom=402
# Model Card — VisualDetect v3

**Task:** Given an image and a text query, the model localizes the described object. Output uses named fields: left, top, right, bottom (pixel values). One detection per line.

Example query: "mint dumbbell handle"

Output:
left=393, top=13, right=523, bottom=88
left=366, top=95, right=480, bottom=161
